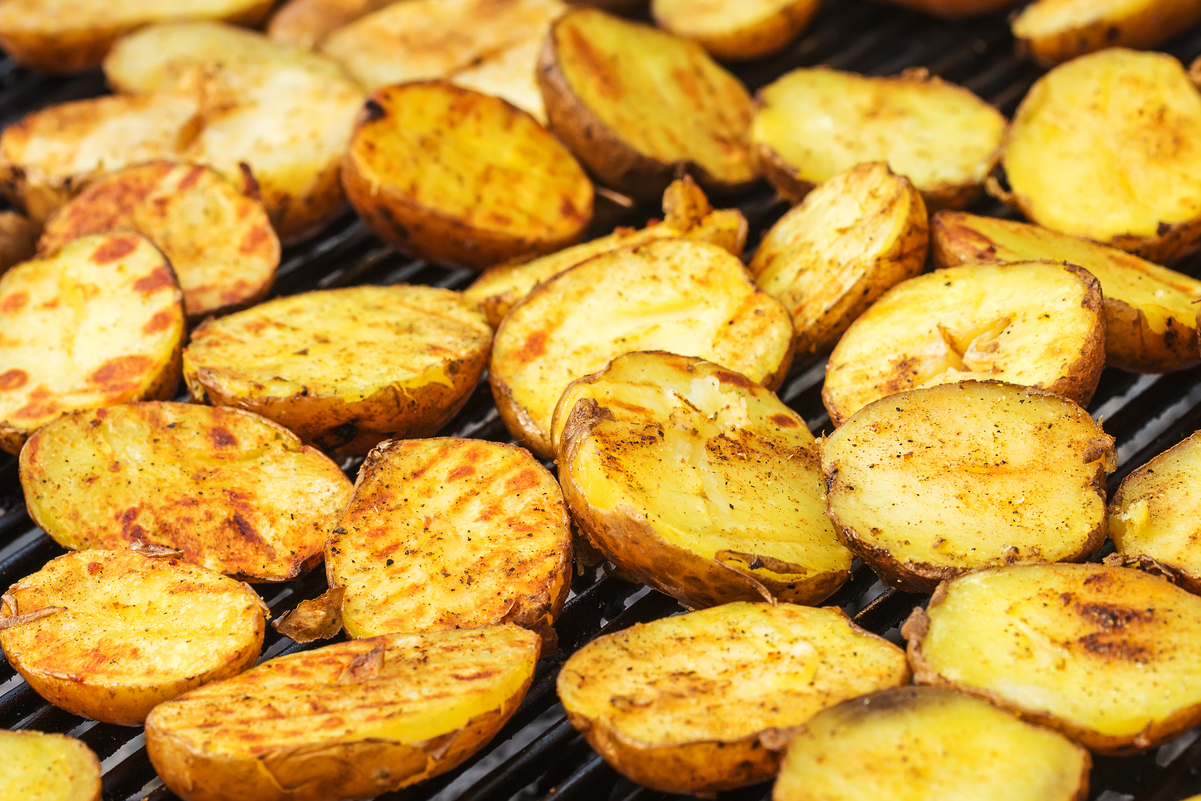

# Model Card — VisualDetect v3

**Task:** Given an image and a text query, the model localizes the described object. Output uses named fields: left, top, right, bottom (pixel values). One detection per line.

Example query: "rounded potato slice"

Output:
left=0, top=549, right=266, bottom=725
left=822, top=261, right=1106, bottom=427
left=0, top=730, right=101, bottom=801
left=490, top=239, right=794, bottom=457
left=554, top=352, right=852, bottom=608
left=538, top=7, right=759, bottom=199
left=327, top=438, right=572, bottom=641
left=749, top=162, right=929, bottom=359
left=146, top=626, right=540, bottom=801
left=752, top=67, right=1006, bottom=210
left=267, top=0, right=399, bottom=49
left=183, top=285, right=492, bottom=457
left=1012, top=0, right=1201, bottom=65
left=39, top=161, right=279, bottom=323
left=0, top=233, right=184, bottom=455
left=651, top=0, right=818, bottom=61
left=823, top=381, right=1114, bottom=593
left=774, top=686, right=1090, bottom=801
left=904, top=563, right=1201, bottom=754
left=558, top=602, right=910, bottom=795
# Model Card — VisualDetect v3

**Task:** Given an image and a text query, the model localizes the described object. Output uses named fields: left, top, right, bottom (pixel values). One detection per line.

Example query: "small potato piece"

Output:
left=875, top=0, right=1019, bottom=15
left=0, top=233, right=184, bottom=454
left=267, top=0, right=399, bottom=49
left=1012, top=0, right=1201, bottom=65
left=0, top=730, right=101, bottom=801
left=749, top=162, right=928, bottom=359
left=0, top=550, right=266, bottom=725
left=558, top=602, right=910, bottom=795
left=555, top=352, right=852, bottom=608
left=327, top=438, right=572, bottom=641
left=343, top=82, right=592, bottom=271
left=184, top=285, right=492, bottom=457
left=0, top=211, right=37, bottom=275
left=538, top=8, right=759, bottom=198
left=774, top=686, right=1091, bottom=801
left=752, top=67, right=1006, bottom=210
left=823, top=381, right=1114, bottom=593
left=822, top=261, right=1105, bottom=427
left=146, top=626, right=540, bottom=801
left=651, top=0, right=818, bottom=61
left=905, top=563, right=1201, bottom=754
left=490, top=239, right=794, bottom=457
left=39, top=161, right=280, bottom=323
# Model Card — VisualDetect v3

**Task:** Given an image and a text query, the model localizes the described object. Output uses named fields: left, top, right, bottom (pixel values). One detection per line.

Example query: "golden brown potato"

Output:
left=0, top=211, right=37, bottom=275
left=0, top=730, right=101, bottom=801
left=651, top=0, right=818, bottom=61
left=558, top=602, right=910, bottom=796
left=0, top=549, right=266, bottom=725
left=267, top=0, right=398, bottom=48
left=146, top=626, right=540, bottom=801
left=874, top=0, right=1019, bottom=15
left=1013, top=0, right=1201, bottom=65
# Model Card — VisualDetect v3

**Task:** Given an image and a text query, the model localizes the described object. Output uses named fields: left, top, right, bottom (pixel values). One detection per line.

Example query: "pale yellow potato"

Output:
left=1013, top=0, right=1201, bottom=65
left=822, top=261, right=1106, bottom=427
left=752, top=67, right=1006, bottom=209
left=268, top=0, right=399, bottom=49
left=651, top=0, right=818, bottom=61
left=0, top=549, right=266, bottom=725
left=147, top=626, right=540, bottom=801
left=0, top=731, right=101, bottom=801
left=905, top=563, right=1201, bottom=754
left=0, top=233, right=184, bottom=454
left=558, top=602, right=910, bottom=795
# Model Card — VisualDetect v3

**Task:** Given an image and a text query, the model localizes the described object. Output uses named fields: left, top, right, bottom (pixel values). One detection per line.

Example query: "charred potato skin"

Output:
left=1013, top=1, right=1201, bottom=66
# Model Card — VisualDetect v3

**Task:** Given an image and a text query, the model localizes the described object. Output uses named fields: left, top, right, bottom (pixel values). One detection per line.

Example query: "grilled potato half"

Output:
left=822, top=261, right=1106, bottom=427
left=327, top=438, right=572, bottom=643
left=184, top=285, right=492, bottom=457
left=558, top=602, right=910, bottom=795
left=20, top=402, right=352, bottom=582
left=0, top=233, right=184, bottom=454
left=774, top=686, right=1091, bottom=801
left=752, top=67, right=1006, bottom=209
left=267, top=0, right=398, bottom=48
left=146, top=626, right=540, bottom=801
left=651, top=0, right=818, bottom=61
left=0, top=549, right=266, bottom=725
left=0, top=730, right=101, bottom=801
left=1012, top=0, right=1201, bottom=65
left=823, top=381, right=1114, bottom=593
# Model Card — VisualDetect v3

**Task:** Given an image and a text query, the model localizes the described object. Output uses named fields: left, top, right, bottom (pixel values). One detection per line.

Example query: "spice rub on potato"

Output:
left=19, top=402, right=352, bottom=582
left=650, top=0, right=818, bottom=61
left=0, top=549, right=266, bottom=726
left=267, top=0, right=399, bottom=49
left=146, top=626, right=540, bottom=801
left=0, top=730, right=101, bottom=801
left=1012, top=0, right=1201, bottom=65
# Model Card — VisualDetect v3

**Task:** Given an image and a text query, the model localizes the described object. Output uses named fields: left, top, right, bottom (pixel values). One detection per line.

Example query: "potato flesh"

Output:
left=1012, top=0, right=1201, bottom=63
left=651, top=0, right=818, bottom=60
left=267, top=0, right=400, bottom=48
left=0, top=731, right=100, bottom=801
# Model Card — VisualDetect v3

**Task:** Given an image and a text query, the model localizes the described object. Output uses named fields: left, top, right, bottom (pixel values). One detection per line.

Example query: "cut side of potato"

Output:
left=327, top=438, right=572, bottom=642
left=555, top=352, right=853, bottom=608
left=146, top=626, right=540, bottom=801
left=823, top=381, right=1114, bottom=593
left=749, top=162, right=929, bottom=359
left=752, top=67, right=1006, bottom=209
left=822, top=261, right=1106, bottom=427
left=0, top=730, right=101, bottom=801
left=1012, top=0, right=1201, bottom=65
left=558, top=602, right=910, bottom=795
left=0, top=233, right=184, bottom=454
left=20, top=402, right=353, bottom=582
left=774, top=686, right=1091, bottom=801
left=0, top=549, right=266, bottom=725
left=651, top=0, right=818, bottom=61
left=905, top=563, right=1201, bottom=754
left=267, top=0, right=399, bottom=49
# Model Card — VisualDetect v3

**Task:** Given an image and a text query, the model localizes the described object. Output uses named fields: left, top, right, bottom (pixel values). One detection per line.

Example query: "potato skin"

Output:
left=1013, top=0, right=1201, bottom=66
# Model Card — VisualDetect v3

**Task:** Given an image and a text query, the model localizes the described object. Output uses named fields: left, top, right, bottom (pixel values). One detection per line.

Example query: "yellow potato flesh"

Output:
left=1012, top=0, right=1201, bottom=64
left=267, top=0, right=400, bottom=49
left=0, top=731, right=100, bottom=801
left=651, top=0, right=818, bottom=60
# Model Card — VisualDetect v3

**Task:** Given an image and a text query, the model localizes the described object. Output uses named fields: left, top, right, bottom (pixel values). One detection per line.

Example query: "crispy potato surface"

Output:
left=651, top=0, right=818, bottom=61
left=558, top=602, right=910, bottom=795
left=1013, top=0, right=1201, bottom=65
left=0, top=549, right=265, bottom=725
left=0, top=730, right=101, bottom=801
left=267, top=0, right=398, bottom=48
left=20, top=402, right=352, bottom=582
left=146, top=626, right=540, bottom=801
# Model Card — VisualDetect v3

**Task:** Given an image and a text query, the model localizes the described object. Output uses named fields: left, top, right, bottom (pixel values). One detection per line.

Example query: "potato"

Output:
left=464, top=177, right=747, bottom=327
left=0, top=730, right=101, bottom=801
left=0, top=211, right=37, bottom=275
left=650, top=0, right=818, bottom=61
left=558, top=602, right=910, bottom=795
left=1012, top=0, right=1201, bottom=65
left=874, top=0, right=1019, bottom=15
left=999, top=49, right=1201, bottom=264
left=327, top=438, right=572, bottom=643
left=538, top=8, right=759, bottom=199
left=39, top=161, right=279, bottom=323
left=749, top=162, right=929, bottom=359
left=752, top=67, right=1007, bottom=209
left=0, top=233, right=184, bottom=455
left=774, top=686, right=1091, bottom=801
left=822, top=261, right=1106, bottom=427
left=904, top=563, right=1201, bottom=754
left=554, top=352, right=852, bottom=608
left=0, top=549, right=266, bottom=725
left=932, top=211, right=1201, bottom=373
left=823, top=381, right=1114, bottom=593
left=146, top=626, right=540, bottom=801
left=342, top=82, right=593, bottom=271
left=490, top=239, right=794, bottom=457
left=183, top=285, right=491, bottom=457
left=268, top=0, right=399, bottom=49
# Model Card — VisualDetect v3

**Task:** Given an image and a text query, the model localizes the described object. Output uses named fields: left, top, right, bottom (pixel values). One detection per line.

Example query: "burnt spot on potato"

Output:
left=90, top=235, right=138, bottom=264
left=89, top=355, right=155, bottom=392
left=133, top=268, right=174, bottom=295
left=0, top=369, right=28, bottom=391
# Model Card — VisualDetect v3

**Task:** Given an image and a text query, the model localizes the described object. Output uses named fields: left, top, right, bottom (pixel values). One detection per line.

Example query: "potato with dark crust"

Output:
left=1012, top=0, right=1201, bottom=65
left=0, top=730, right=101, bottom=801
left=267, top=0, right=398, bottom=49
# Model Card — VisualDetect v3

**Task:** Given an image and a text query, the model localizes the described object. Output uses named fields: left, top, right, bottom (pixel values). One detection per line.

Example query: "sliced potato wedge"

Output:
left=146, top=626, right=540, bottom=801
left=558, top=602, right=910, bottom=795
left=0, top=549, right=266, bottom=725
left=1012, top=0, right=1201, bottom=65
left=651, top=0, right=818, bottom=61
left=875, top=0, right=1019, bottom=15
left=267, top=0, right=399, bottom=49
left=0, top=730, right=101, bottom=801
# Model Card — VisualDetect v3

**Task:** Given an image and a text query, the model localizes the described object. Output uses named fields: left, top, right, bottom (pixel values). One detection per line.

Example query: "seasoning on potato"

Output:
left=267, top=0, right=398, bottom=49
left=1012, top=0, right=1201, bottom=65
left=650, top=0, right=818, bottom=61
left=0, top=730, right=101, bottom=801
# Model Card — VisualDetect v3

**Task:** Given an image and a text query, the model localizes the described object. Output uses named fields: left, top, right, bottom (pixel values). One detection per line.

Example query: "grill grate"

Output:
left=4, top=3, right=1201, bottom=800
